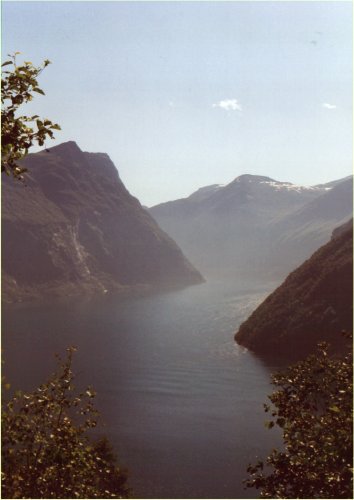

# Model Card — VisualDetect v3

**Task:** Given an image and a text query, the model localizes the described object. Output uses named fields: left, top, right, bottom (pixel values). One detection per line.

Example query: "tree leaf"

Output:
left=33, top=88, right=45, bottom=95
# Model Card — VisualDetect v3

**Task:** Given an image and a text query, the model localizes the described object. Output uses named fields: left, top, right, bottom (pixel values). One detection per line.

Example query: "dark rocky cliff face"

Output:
left=2, top=142, right=203, bottom=303
left=235, top=220, right=353, bottom=362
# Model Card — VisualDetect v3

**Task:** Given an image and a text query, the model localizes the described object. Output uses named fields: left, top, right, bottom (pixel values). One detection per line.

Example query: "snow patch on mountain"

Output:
left=259, top=181, right=331, bottom=193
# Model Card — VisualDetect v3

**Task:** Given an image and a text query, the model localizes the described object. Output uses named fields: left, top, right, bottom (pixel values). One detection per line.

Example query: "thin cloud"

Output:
left=322, top=103, right=337, bottom=110
left=212, top=99, right=242, bottom=112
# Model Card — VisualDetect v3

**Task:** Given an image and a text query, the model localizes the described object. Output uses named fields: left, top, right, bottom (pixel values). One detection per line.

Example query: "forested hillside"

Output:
left=235, top=220, right=353, bottom=361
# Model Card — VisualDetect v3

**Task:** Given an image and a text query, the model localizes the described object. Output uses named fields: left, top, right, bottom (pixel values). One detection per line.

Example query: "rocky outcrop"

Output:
left=2, top=142, right=203, bottom=303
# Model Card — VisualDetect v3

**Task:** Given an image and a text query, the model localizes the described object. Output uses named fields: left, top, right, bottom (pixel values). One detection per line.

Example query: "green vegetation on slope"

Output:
left=245, top=338, right=353, bottom=498
left=235, top=220, right=353, bottom=360
left=1, top=53, right=60, bottom=179
left=1, top=348, right=131, bottom=499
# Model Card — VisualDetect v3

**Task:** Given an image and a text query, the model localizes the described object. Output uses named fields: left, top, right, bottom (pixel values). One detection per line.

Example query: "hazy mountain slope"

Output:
left=269, top=176, right=353, bottom=243
left=2, top=141, right=203, bottom=303
left=235, top=221, right=353, bottom=361
left=313, top=175, right=353, bottom=189
left=264, top=177, right=353, bottom=274
left=150, top=175, right=352, bottom=282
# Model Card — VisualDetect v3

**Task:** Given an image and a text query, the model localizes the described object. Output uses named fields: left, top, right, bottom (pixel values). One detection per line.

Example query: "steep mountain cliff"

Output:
left=2, top=141, right=203, bottom=303
left=150, top=175, right=352, bottom=282
left=235, top=220, right=353, bottom=361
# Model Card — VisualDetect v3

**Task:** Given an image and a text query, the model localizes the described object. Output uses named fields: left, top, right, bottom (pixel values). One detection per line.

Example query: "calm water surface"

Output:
left=2, top=280, right=282, bottom=498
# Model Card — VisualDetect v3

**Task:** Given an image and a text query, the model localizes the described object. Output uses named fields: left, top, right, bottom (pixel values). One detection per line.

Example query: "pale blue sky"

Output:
left=2, top=1, right=353, bottom=205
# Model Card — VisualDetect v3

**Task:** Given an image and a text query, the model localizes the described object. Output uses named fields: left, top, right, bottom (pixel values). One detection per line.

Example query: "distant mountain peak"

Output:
left=231, top=174, right=276, bottom=184
left=150, top=172, right=352, bottom=283
left=229, top=174, right=333, bottom=194
left=46, top=140, right=81, bottom=154
left=33, top=140, right=86, bottom=165
left=258, top=180, right=322, bottom=193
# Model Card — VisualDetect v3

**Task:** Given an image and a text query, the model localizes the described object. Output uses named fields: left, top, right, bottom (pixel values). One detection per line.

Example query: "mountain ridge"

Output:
left=150, top=174, right=353, bottom=282
left=2, top=141, right=204, bottom=303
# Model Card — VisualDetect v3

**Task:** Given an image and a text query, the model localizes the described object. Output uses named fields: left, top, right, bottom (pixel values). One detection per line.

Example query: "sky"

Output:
left=2, top=0, right=353, bottom=206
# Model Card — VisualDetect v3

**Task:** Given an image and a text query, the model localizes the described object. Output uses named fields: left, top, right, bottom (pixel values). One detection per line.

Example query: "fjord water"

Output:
left=2, top=280, right=281, bottom=498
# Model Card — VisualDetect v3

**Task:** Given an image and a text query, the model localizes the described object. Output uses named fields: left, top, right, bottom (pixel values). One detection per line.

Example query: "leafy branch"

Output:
left=1, top=347, right=131, bottom=498
left=1, top=52, right=61, bottom=179
left=245, top=337, right=353, bottom=498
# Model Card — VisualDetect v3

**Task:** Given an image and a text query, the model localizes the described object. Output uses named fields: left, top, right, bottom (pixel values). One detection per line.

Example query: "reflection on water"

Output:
left=2, top=280, right=282, bottom=498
